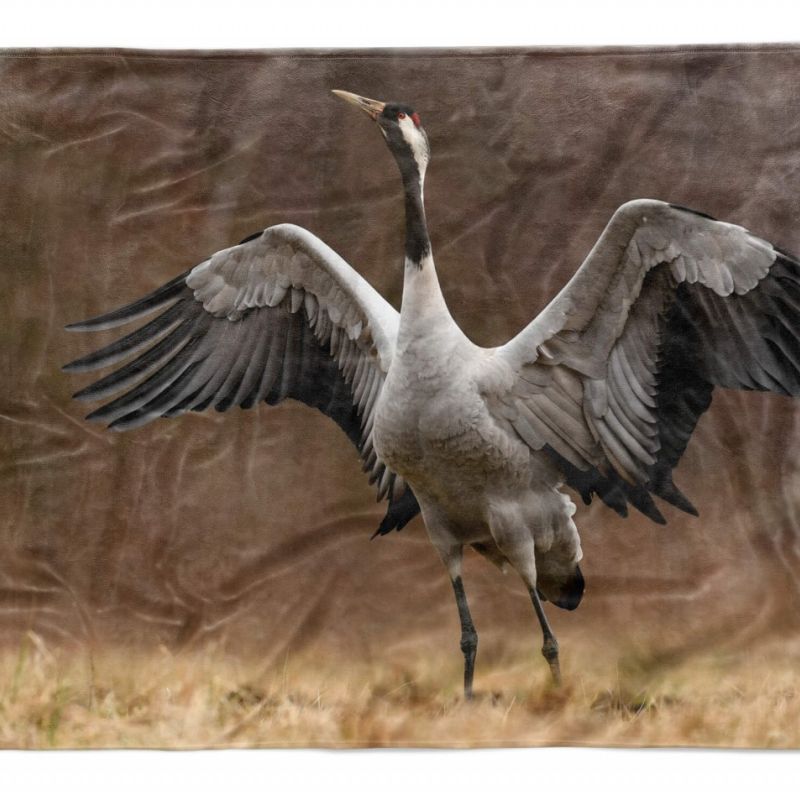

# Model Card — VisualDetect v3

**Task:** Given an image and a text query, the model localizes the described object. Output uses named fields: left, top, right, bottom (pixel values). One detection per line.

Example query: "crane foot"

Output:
left=461, top=630, right=478, bottom=700
left=542, top=639, right=561, bottom=686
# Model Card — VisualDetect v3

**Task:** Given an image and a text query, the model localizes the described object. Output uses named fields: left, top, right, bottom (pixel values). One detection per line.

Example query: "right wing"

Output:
left=64, top=223, right=419, bottom=535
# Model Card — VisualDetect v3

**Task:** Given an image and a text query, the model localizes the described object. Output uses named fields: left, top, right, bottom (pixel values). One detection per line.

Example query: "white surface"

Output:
left=2, top=747, right=799, bottom=797
left=2, top=1, right=800, bottom=798
left=0, top=0, right=798, bottom=48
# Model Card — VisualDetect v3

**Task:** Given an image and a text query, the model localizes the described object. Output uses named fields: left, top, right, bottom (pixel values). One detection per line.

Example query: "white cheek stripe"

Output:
left=399, top=116, right=428, bottom=177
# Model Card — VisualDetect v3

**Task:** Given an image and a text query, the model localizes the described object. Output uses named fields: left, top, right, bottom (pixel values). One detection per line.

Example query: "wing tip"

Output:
left=63, top=314, right=139, bottom=333
left=64, top=320, right=95, bottom=333
left=63, top=355, right=102, bottom=374
left=650, top=475, right=699, bottom=518
left=371, top=515, right=407, bottom=539
left=372, top=487, right=420, bottom=538
left=62, top=359, right=83, bottom=374
left=64, top=270, right=192, bottom=334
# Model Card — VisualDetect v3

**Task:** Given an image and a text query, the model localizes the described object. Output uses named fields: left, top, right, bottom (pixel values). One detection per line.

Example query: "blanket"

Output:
left=2, top=44, right=800, bottom=748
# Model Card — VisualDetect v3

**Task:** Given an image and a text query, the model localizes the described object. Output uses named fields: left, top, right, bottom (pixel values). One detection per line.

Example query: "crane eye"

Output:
left=397, top=112, right=406, bottom=120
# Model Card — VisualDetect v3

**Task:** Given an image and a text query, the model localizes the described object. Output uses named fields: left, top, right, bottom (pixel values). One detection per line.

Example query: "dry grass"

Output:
left=0, top=633, right=799, bottom=749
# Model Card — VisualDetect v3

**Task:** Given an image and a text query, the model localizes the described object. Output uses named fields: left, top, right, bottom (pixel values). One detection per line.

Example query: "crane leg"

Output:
left=529, top=587, right=561, bottom=686
left=450, top=574, right=478, bottom=700
left=426, top=517, right=479, bottom=700
left=486, top=506, right=562, bottom=686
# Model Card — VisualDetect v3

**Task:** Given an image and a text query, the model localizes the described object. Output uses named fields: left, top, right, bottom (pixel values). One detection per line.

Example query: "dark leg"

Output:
left=451, top=576, right=478, bottom=699
left=529, top=587, right=561, bottom=686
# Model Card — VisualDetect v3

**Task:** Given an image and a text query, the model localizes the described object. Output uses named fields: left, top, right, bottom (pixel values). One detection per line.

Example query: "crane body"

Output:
left=64, top=90, right=800, bottom=698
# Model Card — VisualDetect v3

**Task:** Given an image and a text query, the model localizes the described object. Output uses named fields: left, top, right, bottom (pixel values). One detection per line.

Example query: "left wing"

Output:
left=493, top=199, right=800, bottom=523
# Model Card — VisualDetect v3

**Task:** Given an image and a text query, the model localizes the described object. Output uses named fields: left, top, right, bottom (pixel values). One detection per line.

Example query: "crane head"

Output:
left=332, top=89, right=430, bottom=181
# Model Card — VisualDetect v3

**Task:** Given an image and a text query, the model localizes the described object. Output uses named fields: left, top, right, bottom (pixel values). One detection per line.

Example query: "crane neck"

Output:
left=402, top=176, right=431, bottom=267
left=396, top=158, right=455, bottom=345
left=390, top=141, right=430, bottom=267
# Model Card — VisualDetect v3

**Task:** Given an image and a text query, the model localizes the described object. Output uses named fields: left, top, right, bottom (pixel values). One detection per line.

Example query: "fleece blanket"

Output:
left=2, top=45, right=800, bottom=748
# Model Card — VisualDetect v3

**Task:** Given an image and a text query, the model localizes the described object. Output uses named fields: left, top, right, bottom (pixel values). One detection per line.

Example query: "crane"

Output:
left=64, top=90, right=800, bottom=699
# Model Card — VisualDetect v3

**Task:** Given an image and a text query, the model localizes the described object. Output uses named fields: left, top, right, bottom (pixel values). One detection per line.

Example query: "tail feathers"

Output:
left=541, top=564, right=585, bottom=611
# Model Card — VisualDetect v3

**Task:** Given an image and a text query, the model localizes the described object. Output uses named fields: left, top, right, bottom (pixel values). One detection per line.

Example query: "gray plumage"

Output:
left=65, top=91, right=800, bottom=697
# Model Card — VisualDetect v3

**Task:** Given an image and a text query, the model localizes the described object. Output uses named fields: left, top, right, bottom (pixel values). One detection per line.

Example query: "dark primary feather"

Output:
left=64, top=271, right=191, bottom=332
left=64, top=275, right=419, bottom=535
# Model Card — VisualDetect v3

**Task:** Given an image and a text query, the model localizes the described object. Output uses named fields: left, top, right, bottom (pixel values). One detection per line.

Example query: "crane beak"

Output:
left=332, top=90, right=386, bottom=121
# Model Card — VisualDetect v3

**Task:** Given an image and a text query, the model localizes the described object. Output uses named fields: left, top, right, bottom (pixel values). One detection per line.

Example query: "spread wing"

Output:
left=64, top=223, right=420, bottom=535
left=495, top=199, right=800, bottom=523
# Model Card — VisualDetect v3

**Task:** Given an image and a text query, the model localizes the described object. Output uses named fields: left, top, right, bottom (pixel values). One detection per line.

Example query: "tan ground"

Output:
left=0, top=633, right=798, bottom=749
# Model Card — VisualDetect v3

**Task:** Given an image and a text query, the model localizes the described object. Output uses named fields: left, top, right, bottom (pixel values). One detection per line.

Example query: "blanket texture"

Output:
left=2, top=45, right=800, bottom=748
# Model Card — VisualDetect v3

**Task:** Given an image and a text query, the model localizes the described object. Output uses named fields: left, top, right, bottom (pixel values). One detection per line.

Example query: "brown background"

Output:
left=2, top=46, right=800, bottom=668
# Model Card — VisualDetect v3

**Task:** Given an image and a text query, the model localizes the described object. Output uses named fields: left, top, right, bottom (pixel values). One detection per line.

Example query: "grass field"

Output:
left=1, top=633, right=798, bottom=749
